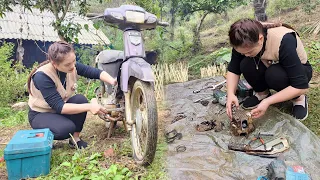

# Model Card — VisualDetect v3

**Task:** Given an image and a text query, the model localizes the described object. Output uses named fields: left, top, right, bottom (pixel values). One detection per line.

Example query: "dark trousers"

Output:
left=240, top=57, right=313, bottom=92
left=29, top=94, right=88, bottom=140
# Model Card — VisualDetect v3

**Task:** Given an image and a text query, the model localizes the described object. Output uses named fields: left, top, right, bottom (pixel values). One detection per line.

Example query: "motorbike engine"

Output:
left=92, top=89, right=121, bottom=121
left=99, top=96, right=121, bottom=121
left=230, top=106, right=255, bottom=136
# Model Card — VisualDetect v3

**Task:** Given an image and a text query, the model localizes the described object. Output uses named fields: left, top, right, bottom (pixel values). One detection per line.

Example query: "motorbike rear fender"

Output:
left=96, top=50, right=124, bottom=79
left=120, top=57, right=155, bottom=92
left=96, top=50, right=124, bottom=95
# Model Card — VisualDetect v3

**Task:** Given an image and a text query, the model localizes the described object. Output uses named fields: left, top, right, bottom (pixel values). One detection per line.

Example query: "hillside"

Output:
left=200, top=4, right=320, bottom=53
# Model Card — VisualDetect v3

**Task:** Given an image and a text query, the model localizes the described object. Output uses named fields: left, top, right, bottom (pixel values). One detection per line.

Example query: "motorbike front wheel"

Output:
left=130, top=80, right=158, bottom=166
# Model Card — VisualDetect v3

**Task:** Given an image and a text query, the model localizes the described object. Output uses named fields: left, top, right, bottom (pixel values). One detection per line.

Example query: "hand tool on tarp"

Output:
left=228, top=135, right=289, bottom=158
left=193, top=80, right=227, bottom=105
left=248, top=132, right=274, bottom=150
left=193, top=80, right=227, bottom=94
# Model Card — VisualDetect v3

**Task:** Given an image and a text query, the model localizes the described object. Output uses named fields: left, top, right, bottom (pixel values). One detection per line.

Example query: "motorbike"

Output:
left=89, top=5, right=169, bottom=166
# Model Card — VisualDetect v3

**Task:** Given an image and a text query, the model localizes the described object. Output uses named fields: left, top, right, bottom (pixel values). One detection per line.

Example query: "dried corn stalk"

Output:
left=152, top=64, right=165, bottom=101
left=201, top=64, right=227, bottom=78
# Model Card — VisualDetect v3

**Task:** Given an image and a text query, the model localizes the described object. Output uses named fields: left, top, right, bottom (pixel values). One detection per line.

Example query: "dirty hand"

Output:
left=110, top=78, right=117, bottom=86
left=226, top=94, right=239, bottom=120
left=90, top=102, right=108, bottom=115
left=250, top=99, right=270, bottom=119
left=100, top=71, right=118, bottom=86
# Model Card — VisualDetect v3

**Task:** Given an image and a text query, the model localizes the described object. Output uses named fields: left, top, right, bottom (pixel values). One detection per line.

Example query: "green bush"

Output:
left=299, top=0, right=319, bottom=14
left=77, top=77, right=100, bottom=100
left=101, top=24, right=124, bottom=51
left=267, top=0, right=318, bottom=17
left=0, top=42, right=30, bottom=107
left=267, top=0, right=299, bottom=17
left=0, top=107, right=28, bottom=127
left=42, top=152, right=133, bottom=180
left=210, top=47, right=232, bottom=65
left=145, top=26, right=194, bottom=63
left=187, top=47, right=232, bottom=78
left=75, top=45, right=102, bottom=66
left=188, top=54, right=215, bottom=78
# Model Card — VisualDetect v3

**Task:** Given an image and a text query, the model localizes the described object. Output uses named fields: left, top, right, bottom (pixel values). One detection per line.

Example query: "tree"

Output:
left=0, top=0, right=108, bottom=42
left=87, top=0, right=127, bottom=13
left=169, top=0, right=178, bottom=40
left=134, top=0, right=160, bottom=16
left=176, top=0, right=246, bottom=53
left=253, top=0, right=267, bottom=21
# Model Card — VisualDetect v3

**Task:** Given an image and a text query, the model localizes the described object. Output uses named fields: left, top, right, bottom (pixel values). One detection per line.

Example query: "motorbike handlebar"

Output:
left=158, top=21, right=169, bottom=27
left=87, top=14, right=104, bottom=20
left=87, top=14, right=170, bottom=28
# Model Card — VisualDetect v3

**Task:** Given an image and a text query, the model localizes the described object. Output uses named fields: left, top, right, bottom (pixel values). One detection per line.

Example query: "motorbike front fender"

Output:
left=121, top=57, right=154, bottom=92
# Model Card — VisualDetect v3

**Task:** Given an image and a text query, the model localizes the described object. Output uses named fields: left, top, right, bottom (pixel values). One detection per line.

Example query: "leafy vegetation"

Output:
left=0, top=42, right=30, bottom=106
left=40, top=151, right=133, bottom=180
left=0, top=108, right=28, bottom=127
left=266, top=0, right=300, bottom=17
left=76, top=77, right=101, bottom=101
left=75, top=45, right=104, bottom=66
left=267, top=0, right=319, bottom=16
left=98, top=23, right=125, bottom=50
left=305, top=41, right=320, bottom=72
left=173, top=0, right=246, bottom=52
left=134, top=0, right=161, bottom=16
left=141, top=139, right=168, bottom=179
left=211, top=48, right=232, bottom=65
left=187, top=47, right=231, bottom=79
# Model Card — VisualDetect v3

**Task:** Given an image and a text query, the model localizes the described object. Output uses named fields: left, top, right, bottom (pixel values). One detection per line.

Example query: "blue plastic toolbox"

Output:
left=4, top=128, right=53, bottom=180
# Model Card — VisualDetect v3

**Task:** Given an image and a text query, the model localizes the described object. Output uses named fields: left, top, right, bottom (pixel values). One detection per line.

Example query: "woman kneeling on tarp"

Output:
left=226, top=18, right=313, bottom=121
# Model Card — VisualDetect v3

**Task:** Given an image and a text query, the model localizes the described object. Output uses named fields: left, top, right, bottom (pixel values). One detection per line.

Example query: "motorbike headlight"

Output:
left=110, top=12, right=124, bottom=20
left=146, top=16, right=156, bottom=24
left=126, top=11, right=145, bottom=23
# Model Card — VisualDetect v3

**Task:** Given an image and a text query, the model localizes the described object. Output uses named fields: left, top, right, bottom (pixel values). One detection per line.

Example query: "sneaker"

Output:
left=292, top=95, right=308, bottom=121
left=242, top=93, right=271, bottom=110
left=69, top=139, right=88, bottom=149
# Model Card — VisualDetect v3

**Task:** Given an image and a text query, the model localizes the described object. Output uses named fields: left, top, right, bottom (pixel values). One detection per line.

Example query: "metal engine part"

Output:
left=230, top=106, right=255, bottom=136
left=98, top=103, right=121, bottom=121
left=92, top=95, right=123, bottom=122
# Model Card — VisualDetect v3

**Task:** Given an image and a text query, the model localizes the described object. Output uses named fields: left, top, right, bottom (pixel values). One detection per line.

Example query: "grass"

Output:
left=142, top=138, right=168, bottom=180
left=303, top=86, right=320, bottom=135
left=0, top=108, right=28, bottom=127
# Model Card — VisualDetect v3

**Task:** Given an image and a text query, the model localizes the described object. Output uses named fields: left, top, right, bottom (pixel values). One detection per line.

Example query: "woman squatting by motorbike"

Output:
left=27, top=41, right=117, bottom=149
left=226, top=18, right=313, bottom=121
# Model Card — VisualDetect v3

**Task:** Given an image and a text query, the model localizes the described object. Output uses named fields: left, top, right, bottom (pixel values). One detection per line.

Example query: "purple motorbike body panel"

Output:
left=97, top=5, right=157, bottom=93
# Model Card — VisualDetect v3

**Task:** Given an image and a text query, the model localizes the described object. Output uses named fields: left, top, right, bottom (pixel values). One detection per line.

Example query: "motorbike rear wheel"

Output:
left=130, top=80, right=158, bottom=166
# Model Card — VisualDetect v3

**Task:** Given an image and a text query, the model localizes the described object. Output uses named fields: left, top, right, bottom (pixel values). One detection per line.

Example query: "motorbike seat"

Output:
left=95, top=50, right=124, bottom=65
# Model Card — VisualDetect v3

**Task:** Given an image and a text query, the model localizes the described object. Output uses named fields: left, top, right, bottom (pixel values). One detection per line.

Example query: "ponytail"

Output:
left=262, top=22, right=295, bottom=31
left=27, top=60, right=50, bottom=95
